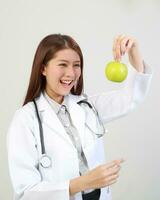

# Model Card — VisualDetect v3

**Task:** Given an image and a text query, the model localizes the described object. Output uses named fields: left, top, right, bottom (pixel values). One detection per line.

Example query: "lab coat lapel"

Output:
left=37, top=93, right=73, bottom=146
left=68, top=95, right=86, bottom=148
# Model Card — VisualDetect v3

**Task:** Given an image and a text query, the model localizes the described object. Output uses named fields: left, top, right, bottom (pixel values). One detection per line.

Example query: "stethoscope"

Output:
left=33, top=99, right=106, bottom=169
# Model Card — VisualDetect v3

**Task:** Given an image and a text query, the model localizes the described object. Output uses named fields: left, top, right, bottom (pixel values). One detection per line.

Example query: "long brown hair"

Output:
left=23, top=34, right=84, bottom=106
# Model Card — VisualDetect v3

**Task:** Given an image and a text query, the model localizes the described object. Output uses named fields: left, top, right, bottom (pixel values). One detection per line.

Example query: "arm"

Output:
left=69, top=159, right=123, bottom=196
left=88, top=35, right=152, bottom=124
left=7, top=109, right=123, bottom=199
left=88, top=62, right=152, bottom=124
left=7, top=108, right=70, bottom=200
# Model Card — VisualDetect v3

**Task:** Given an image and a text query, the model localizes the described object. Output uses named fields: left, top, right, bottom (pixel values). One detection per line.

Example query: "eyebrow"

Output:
left=58, top=59, right=80, bottom=63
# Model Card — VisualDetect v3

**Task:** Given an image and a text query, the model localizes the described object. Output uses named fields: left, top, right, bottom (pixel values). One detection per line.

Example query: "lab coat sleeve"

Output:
left=88, top=62, right=152, bottom=124
left=7, top=108, right=70, bottom=200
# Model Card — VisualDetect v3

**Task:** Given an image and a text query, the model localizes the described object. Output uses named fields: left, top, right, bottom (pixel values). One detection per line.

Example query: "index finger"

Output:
left=105, top=159, right=124, bottom=169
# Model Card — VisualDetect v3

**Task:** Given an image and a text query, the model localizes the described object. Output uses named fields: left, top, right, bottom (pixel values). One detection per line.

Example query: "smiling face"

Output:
left=42, top=48, right=81, bottom=104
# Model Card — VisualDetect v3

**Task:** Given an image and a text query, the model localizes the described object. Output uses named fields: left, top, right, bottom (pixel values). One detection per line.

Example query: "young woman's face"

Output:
left=42, top=48, right=81, bottom=104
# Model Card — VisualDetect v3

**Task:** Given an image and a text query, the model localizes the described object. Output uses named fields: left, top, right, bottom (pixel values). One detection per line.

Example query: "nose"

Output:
left=65, top=66, right=75, bottom=78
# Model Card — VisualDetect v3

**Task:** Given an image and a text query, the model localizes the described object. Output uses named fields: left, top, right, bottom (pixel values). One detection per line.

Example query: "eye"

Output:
left=59, top=63, right=67, bottom=67
left=74, top=64, right=81, bottom=68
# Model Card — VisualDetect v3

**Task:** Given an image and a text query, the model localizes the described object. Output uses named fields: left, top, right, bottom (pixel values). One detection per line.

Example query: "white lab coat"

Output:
left=7, top=64, right=152, bottom=200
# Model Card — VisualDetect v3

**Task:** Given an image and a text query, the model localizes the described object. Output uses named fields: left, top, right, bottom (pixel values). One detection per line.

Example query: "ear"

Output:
left=41, top=65, right=46, bottom=76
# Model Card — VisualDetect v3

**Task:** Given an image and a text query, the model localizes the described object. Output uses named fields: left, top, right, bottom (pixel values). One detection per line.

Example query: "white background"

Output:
left=0, top=0, right=160, bottom=199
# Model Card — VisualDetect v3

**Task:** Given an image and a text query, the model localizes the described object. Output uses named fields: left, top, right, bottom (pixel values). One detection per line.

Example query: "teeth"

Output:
left=61, top=80, right=72, bottom=84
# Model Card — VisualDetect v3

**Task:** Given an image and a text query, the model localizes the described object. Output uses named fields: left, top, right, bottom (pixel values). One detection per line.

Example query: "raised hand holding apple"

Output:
left=105, top=35, right=144, bottom=83
left=112, top=35, right=144, bottom=73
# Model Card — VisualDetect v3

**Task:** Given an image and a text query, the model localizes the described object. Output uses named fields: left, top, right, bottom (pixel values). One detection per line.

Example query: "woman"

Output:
left=7, top=34, right=152, bottom=200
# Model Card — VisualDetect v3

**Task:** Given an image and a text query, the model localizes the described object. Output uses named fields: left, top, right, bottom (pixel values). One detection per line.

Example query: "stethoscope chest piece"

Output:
left=39, top=154, right=52, bottom=168
left=34, top=97, right=106, bottom=169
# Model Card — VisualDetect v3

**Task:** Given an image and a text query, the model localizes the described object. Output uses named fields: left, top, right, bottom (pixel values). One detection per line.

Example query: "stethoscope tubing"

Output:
left=33, top=99, right=46, bottom=155
left=33, top=98, right=105, bottom=168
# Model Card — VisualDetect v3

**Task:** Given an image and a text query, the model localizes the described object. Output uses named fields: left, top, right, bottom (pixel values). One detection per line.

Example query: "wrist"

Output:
left=69, top=175, right=87, bottom=196
left=129, top=46, right=144, bottom=73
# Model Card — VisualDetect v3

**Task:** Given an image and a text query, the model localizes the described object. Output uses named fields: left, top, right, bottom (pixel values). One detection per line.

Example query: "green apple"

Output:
left=105, top=61, right=128, bottom=82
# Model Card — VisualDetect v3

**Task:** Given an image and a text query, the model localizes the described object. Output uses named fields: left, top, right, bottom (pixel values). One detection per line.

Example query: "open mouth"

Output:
left=60, top=80, right=73, bottom=86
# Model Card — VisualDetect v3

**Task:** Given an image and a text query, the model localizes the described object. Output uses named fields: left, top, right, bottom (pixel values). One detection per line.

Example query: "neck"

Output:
left=44, top=89, right=64, bottom=104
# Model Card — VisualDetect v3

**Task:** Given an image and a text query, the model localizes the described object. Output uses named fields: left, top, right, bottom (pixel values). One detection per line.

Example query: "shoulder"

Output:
left=10, top=101, right=36, bottom=128
left=7, top=102, right=38, bottom=147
